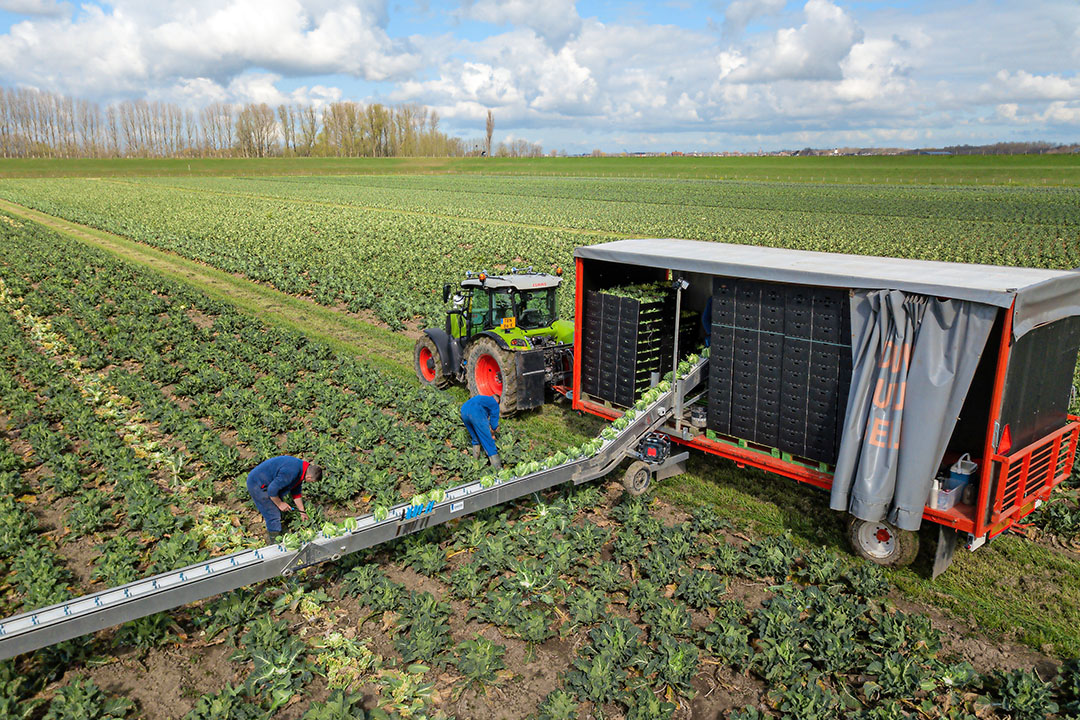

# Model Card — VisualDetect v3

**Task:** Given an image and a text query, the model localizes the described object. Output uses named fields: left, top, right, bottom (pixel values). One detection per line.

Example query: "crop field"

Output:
left=0, top=174, right=1078, bottom=330
left=2, top=158, right=1080, bottom=719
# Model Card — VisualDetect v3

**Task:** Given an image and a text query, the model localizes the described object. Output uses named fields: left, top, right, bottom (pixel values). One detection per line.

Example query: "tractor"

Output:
left=414, top=269, right=575, bottom=415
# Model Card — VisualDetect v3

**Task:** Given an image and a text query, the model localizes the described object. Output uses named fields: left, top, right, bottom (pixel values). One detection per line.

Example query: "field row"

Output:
left=0, top=175, right=1077, bottom=332
left=1, top=206, right=1080, bottom=717
left=0, top=213, right=563, bottom=617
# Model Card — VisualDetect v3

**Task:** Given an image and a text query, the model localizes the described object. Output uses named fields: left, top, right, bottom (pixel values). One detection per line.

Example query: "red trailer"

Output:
left=571, top=239, right=1080, bottom=575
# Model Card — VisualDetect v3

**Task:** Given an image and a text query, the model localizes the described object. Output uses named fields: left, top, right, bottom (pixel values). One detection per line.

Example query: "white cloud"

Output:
left=0, top=1, right=420, bottom=100
left=0, top=0, right=1076, bottom=150
left=979, top=70, right=1080, bottom=103
left=1040, top=101, right=1080, bottom=125
left=457, top=0, right=581, bottom=46
left=0, top=0, right=68, bottom=16
left=722, top=0, right=785, bottom=38
left=725, top=0, right=864, bottom=83
left=834, top=37, right=913, bottom=104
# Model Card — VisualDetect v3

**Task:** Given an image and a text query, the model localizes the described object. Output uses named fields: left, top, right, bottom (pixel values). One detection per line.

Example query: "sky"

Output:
left=0, top=0, right=1077, bottom=153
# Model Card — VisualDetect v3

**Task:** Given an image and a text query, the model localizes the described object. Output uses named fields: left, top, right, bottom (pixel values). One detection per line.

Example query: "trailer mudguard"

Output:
left=423, top=328, right=460, bottom=376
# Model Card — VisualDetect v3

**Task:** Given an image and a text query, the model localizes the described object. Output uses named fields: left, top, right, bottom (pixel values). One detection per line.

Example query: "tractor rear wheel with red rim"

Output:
left=848, top=517, right=919, bottom=568
left=413, top=336, right=450, bottom=388
left=466, top=337, right=518, bottom=416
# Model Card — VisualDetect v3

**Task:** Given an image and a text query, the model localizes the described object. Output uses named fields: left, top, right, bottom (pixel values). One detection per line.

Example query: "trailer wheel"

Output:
left=414, top=336, right=450, bottom=389
left=466, top=337, right=518, bottom=416
left=848, top=518, right=919, bottom=568
left=622, top=460, right=653, bottom=496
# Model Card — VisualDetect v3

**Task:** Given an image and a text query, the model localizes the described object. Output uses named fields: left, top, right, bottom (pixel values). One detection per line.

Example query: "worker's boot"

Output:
left=267, top=530, right=282, bottom=544
left=489, top=454, right=503, bottom=470
left=472, top=445, right=482, bottom=460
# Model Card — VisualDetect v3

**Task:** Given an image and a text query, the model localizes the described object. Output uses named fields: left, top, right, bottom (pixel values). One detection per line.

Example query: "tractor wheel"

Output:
left=466, top=337, right=518, bottom=416
left=848, top=518, right=919, bottom=568
left=622, top=460, right=653, bottom=496
left=414, top=336, right=450, bottom=389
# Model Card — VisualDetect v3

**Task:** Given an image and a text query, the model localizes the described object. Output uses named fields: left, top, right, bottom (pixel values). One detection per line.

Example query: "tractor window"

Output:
left=490, top=290, right=515, bottom=327
left=514, top=289, right=556, bottom=329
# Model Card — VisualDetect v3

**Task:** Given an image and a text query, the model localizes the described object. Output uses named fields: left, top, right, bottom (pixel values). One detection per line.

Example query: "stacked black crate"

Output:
left=834, top=300, right=853, bottom=459
left=779, top=287, right=811, bottom=458
left=708, top=280, right=736, bottom=434
left=580, top=290, right=604, bottom=399
left=805, top=289, right=846, bottom=461
left=710, top=277, right=852, bottom=464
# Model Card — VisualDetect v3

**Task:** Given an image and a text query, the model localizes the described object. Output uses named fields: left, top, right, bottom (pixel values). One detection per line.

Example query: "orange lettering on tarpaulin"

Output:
left=893, top=381, right=906, bottom=411
left=873, top=379, right=894, bottom=408
left=873, top=379, right=908, bottom=411
left=880, top=341, right=894, bottom=369
left=869, top=417, right=891, bottom=447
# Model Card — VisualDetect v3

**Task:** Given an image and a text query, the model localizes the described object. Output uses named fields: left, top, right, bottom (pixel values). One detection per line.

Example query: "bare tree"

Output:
left=0, top=84, right=474, bottom=159
left=297, top=105, right=319, bottom=156
left=277, top=104, right=297, bottom=156
left=236, top=103, right=277, bottom=157
left=485, top=109, right=494, bottom=157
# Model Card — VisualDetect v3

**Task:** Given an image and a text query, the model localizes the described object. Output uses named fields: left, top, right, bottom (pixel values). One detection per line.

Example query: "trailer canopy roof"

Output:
left=575, top=238, right=1080, bottom=338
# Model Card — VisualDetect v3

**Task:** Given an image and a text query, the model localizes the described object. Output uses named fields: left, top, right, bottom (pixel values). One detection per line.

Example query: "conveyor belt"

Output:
left=0, top=358, right=707, bottom=660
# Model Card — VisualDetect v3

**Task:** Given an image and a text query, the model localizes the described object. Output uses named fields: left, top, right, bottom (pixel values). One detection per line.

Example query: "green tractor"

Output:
left=414, top=269, right=575, bottom=415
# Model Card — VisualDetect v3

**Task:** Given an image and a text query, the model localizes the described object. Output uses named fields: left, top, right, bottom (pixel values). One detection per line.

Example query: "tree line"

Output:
left=0, top=86, right=546, bottom=159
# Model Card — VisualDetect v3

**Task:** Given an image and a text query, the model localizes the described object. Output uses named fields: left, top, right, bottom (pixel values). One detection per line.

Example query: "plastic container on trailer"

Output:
left=949, top=453, right=977, bottom=489
left=930, top=479, right=968, bottom=510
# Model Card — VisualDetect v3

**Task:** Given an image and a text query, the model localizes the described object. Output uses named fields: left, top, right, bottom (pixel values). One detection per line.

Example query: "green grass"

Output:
left=1, top=154, right=1078, bottom=185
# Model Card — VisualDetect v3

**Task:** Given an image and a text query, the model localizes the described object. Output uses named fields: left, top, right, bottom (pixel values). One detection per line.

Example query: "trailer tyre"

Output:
left=622, top=460, right=653, bottom=496
left=414, top=336, right=450, bottom=389
left=848, top=518, right=919, bottom=568
left=466, top=337, right=519, bottom=416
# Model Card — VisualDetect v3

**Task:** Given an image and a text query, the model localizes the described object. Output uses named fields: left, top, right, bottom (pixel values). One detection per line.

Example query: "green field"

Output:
left=2, top=157, right=1080, bottom=720
left=0, top=170, right=1077, bottom=330
left=1, top=153, right=1079, bottom=185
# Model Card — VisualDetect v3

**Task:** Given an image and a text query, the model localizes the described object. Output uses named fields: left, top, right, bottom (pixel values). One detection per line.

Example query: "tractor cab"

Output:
left=450, top=271, right=570, bottom=346
left=415, top=268, right=575, bottom=416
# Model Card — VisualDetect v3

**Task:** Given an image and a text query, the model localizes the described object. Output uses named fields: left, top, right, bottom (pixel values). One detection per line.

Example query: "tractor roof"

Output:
left=461, top=273, right=563, bottom=291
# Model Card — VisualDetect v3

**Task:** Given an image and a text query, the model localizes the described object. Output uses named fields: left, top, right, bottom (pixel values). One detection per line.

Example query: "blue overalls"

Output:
left=246, top=455, right=306, bottom=533
left=460, top=395, right=500, bottom=458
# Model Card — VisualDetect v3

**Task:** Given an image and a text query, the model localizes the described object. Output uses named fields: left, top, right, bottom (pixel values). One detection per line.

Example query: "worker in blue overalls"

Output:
left=246, top=455, right=323, bottom=542
left=460, top=395, right=502, bottom=469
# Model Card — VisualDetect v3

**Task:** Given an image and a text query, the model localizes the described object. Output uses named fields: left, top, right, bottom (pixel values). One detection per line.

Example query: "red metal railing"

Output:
left=989, top=417, right=1080, bottom=528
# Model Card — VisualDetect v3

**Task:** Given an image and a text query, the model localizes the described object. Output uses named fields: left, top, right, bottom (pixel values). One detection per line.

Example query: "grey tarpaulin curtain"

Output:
left=829, top=290, right=997, bottom=531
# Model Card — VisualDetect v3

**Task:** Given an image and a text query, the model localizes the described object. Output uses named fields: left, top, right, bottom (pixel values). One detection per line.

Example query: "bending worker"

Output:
left=246, top=455, right=322, bottom=542
left=461, top=394, right=502, bottom=469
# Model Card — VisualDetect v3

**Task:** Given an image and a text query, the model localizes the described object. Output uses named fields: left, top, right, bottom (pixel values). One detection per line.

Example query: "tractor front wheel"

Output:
left=414, top=336, right=450, bottom=389
left=848, top=518, right=919, bottom=568
left=466, top=337, right=518, bottom=416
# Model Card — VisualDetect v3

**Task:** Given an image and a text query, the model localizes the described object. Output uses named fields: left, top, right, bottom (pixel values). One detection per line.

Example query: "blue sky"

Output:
left=0, top=0, right=1077, bottom=153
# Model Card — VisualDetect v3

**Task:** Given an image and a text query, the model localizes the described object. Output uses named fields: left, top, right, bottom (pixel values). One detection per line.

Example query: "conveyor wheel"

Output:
left=848, top=518, right=919, bottom=567
left=622, top=460, right=653, bottom=496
